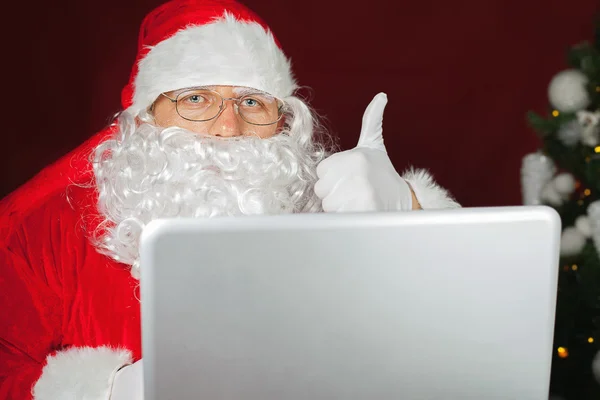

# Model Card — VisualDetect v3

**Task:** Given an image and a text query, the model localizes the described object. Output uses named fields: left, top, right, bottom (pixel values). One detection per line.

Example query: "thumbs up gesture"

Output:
left=314, top=93, right=414, bottom=212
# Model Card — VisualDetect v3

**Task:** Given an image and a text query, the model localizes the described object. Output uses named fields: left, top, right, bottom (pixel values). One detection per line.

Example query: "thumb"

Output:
left=356, top=92, right=388, bottom=152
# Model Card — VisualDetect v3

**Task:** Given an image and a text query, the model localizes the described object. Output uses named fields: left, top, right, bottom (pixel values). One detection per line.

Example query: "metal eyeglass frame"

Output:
left=159, top=88, right=285, bottom=126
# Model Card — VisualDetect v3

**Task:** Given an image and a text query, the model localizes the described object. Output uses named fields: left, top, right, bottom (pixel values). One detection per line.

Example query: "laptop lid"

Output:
left=140, top=205, right=560, bottom=400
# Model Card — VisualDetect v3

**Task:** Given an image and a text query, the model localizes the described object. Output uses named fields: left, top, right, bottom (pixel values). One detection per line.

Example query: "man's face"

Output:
left=152, top=85, right=283, bottom=138
left=93, top=89, right=324, bottom=271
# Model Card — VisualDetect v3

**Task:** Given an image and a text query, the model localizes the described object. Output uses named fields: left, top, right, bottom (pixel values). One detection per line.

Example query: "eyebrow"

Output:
left=169, top=86, right=274, bottom=100
left=232, top=87, right=275, bottom=99
left=233, top=87, right=258, bottom=96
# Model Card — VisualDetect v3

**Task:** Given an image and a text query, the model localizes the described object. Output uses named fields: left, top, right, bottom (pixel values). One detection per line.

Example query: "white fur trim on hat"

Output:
left=402, top=167, right=461, bottom=209
left=130, top=12, right=297, bottom=116
left=32, top=346, right=132, bottom=400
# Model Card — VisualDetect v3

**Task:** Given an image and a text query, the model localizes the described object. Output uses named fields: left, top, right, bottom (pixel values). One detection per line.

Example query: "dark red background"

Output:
left=3, top=0, right=599, bottom=206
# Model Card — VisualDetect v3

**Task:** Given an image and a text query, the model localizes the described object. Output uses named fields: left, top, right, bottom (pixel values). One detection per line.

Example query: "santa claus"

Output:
left=0, top=0, right=459, bottom=398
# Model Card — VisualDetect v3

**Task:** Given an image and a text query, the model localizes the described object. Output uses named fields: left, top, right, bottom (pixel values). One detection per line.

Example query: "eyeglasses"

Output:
left=159, top=88, right=284, bottom=126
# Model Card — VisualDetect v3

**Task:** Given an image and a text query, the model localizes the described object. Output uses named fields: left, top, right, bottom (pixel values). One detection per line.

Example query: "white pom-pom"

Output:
left=575, top=215, right=592, bottom=238
left=521, top=152, right=556, bottom=205
left=593, top=350, right=600, bottom=384
left=560, top=226, right=587, bottom=257
left=552, top=172, right=576, bottom=196
left=588, top=200, right=600, bottom=259
left=577, top=110, right=600, bottom=147
left=577, top=110, right=600, bottom=126
left=540, top=183, right=563, bottom=206
left=548, top=69, right=590, bottom=112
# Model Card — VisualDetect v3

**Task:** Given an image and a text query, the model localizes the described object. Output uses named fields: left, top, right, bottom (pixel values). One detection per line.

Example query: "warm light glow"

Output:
left=552, top=110, right=560, bottom=117
left=596, top=86, right=600, bottom=92
left=588, top=337, right=595, bottom=344
left=578, top=200, right=584, bottom=205
left=572, top=264, right=578, bottom=271
left=584, top=189, right=591, bottom=196
left=557, top=347, right=569, bottom=358
left=595, top=146, right=600, bottom=153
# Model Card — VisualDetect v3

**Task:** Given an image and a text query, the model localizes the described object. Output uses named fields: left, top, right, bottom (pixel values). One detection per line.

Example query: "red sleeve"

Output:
left=0, top=192, right=74, bottom=399
left=0, top=127, right=130, bottom=399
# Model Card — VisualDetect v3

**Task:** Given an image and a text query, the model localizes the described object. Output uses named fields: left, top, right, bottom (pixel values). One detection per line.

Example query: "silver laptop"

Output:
left=139, top=206, right=561, bottom=400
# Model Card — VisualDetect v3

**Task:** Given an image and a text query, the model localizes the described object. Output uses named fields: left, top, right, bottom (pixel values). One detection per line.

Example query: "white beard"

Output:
left=92, top=109, right=326, bottom=277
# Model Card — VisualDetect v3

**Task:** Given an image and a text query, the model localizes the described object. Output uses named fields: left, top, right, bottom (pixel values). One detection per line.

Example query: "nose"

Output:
left=207, top=102, right=243, bottom=138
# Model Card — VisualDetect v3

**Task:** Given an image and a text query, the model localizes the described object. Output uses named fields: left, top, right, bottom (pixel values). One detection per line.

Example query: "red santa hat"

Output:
left=121, top=0, right=297, bottom=116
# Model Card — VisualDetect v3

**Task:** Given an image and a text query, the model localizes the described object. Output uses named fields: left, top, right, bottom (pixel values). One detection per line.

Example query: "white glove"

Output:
left=314, top=93, right=413, bottom=212
left=110, top=358, right=144, bottom=400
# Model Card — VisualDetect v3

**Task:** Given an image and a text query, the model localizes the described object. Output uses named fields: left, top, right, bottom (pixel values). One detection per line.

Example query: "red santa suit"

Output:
left=0, top=1, right=460, bottom=398
left=0, top=127, right=141, bottom=399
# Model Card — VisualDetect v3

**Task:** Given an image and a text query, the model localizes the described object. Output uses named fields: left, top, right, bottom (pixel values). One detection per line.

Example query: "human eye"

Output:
left=177, top=89, right=217, bottom=108
left=242, top=97, right=261, bottom=107
left=183, top=94, right=207, bottom=104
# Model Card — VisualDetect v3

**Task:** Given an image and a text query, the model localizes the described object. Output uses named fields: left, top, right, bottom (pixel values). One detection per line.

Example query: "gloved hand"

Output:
left=314, top=93, right=414, bottom=212
left=110, top=358, right=144, bottom=400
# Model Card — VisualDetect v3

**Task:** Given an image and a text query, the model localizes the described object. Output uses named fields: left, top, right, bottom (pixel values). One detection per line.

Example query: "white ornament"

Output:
left=548, top=69, right=590, bottom=112
left=582, top=128, right=599, bottom=147
left=557, top=119, right=583, bottom=146
left=541, top=183, right=564, bottom=206
left=588, top=200, right=600, bottom=259
left=578, top=110, right=600, bottom=126
left=594, top=350, right=600, bottom=384
left=552, top=172, right=576, bottom=196
left=560, top=226, right=587, bottom=257
left=576, top=110, right=600, bottom=147
left=521, top=152, right=556, bottom=205
left=575, top=215, right=592, bottom=238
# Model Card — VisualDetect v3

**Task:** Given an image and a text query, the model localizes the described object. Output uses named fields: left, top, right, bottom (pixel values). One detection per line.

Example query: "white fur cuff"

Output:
left=32, top=346, right=132, bottom=400
left=402, top=168, right=461, bottom=209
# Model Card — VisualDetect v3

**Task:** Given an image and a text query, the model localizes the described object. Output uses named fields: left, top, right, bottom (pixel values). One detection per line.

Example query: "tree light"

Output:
left=557, top=347, right=569, bottom=358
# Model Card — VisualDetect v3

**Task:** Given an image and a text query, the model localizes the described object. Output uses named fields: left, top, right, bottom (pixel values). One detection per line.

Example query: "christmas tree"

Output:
left=521, top=17, right=600, bottom=400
